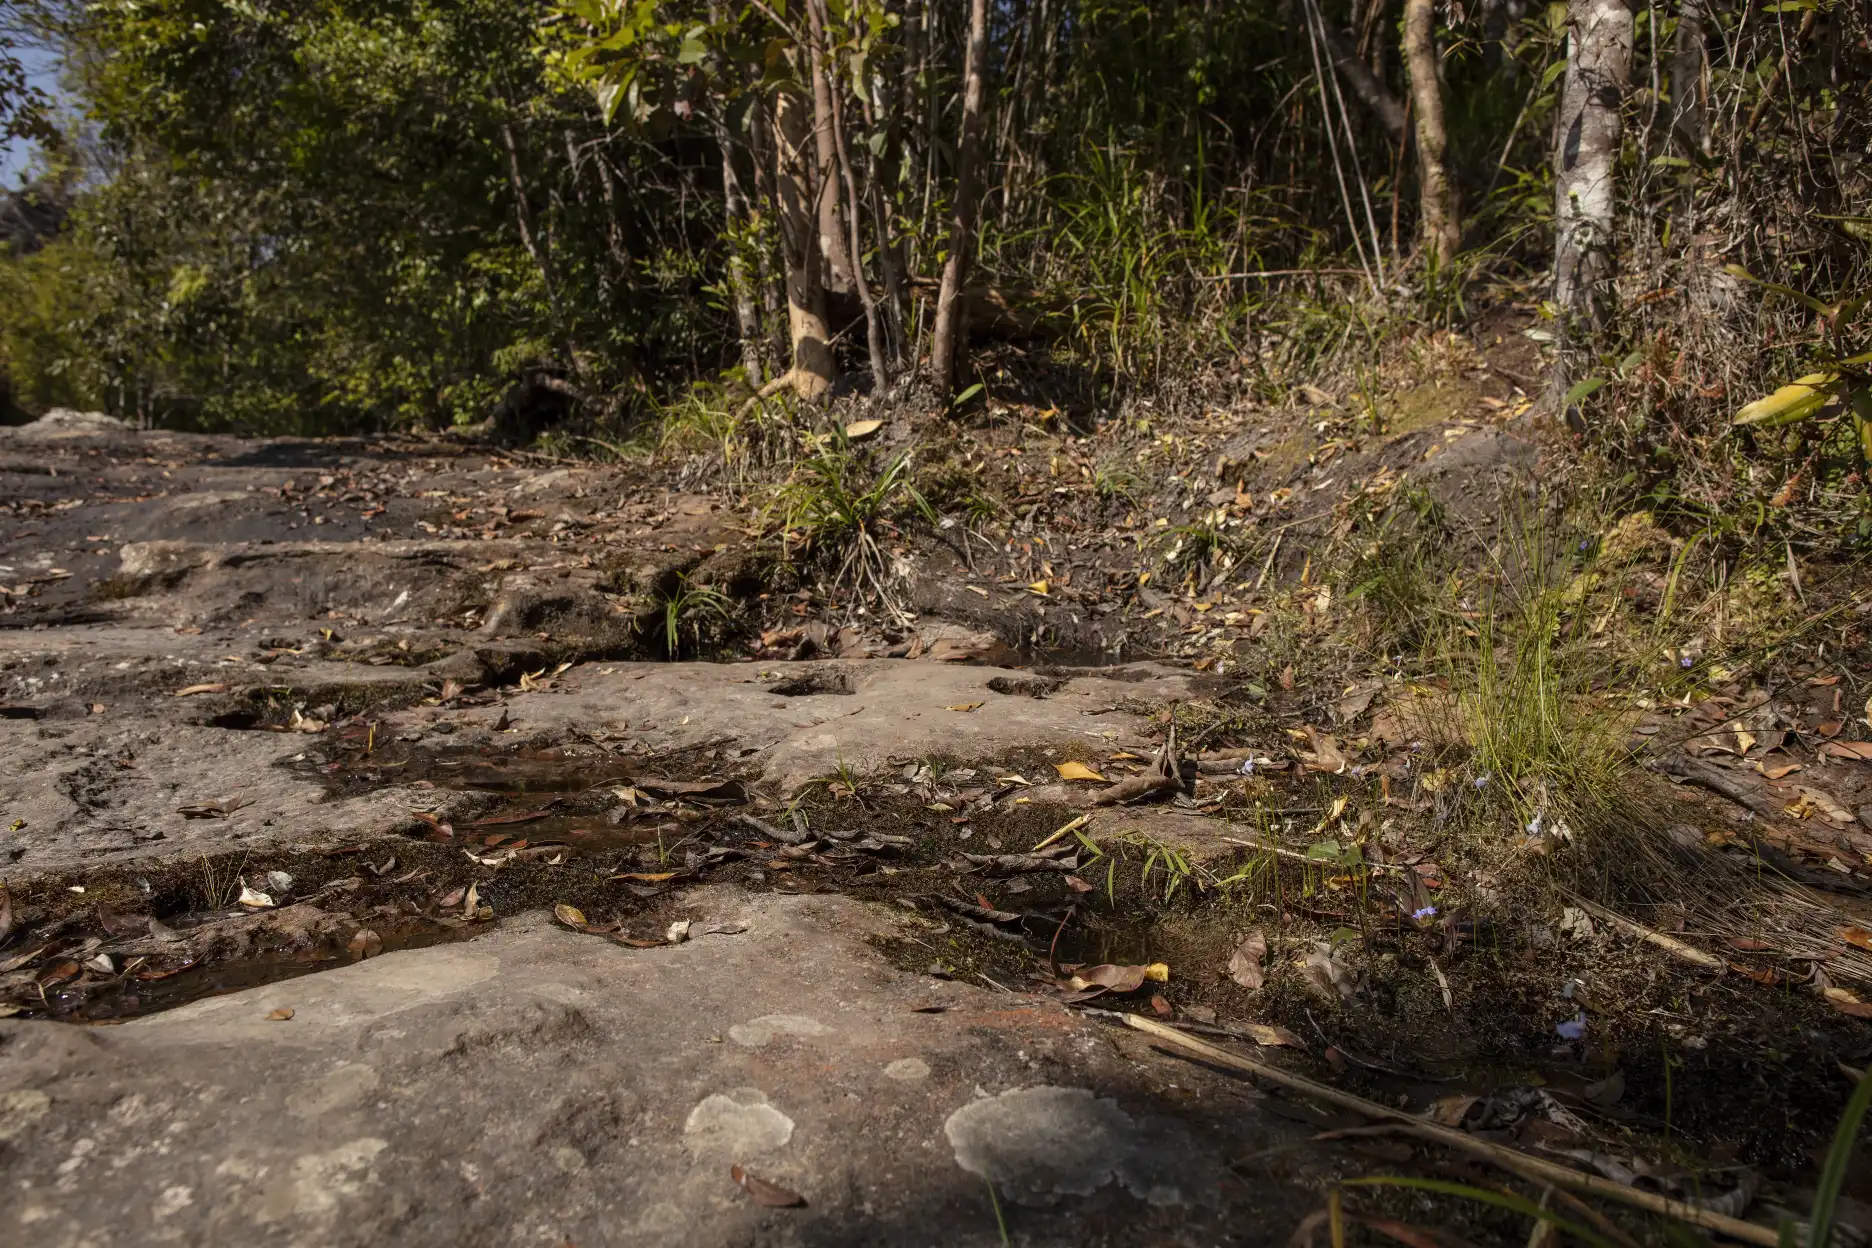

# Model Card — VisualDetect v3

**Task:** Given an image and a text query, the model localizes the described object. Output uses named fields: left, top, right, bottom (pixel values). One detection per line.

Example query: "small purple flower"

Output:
left=1412, top=906, right=1438, bottom=921
left=1473, top=772, right=1491, bottom=788
left=1555, top=1012, right=1587, bottom=1041
left=1679, top=655, right=1694, bottom=668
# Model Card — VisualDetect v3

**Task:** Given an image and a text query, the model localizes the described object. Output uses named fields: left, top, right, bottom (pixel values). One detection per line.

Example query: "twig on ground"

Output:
left=1119, top=1015, right=1780, bottom=1246
left=1562, top=894, right=1724, bottom=970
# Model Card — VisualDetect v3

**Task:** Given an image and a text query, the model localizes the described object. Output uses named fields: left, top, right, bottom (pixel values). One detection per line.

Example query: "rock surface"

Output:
left=2, top=889, right=1319, bottom=1246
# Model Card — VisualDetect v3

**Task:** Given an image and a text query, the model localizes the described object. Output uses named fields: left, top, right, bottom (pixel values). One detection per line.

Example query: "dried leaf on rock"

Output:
left=267, top=1007, right=295, bottom=1021
left=1054, top=761, right=1107, bottom=782
left=1228, top=930, right=1268, bottom=990
left=632, top=777, right=748, bottom=805
left=1067, top=962, right=1169, bottom=994
left=730, top=1164, right=805, bottom=1208
left=237, top=881, right=276, bottom=909
left=945, top=702, right=984, bottom=712
left=173, top=683, right=229, bottom=697
left=554, top=903, right=589, bottom=929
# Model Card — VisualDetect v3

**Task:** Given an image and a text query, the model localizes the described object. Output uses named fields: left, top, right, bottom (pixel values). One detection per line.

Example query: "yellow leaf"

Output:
left=844, top=419, right=884, bottom=440
left=1028, top=580, right=1049, bottom=595
left=1144, top=963, right=1170, bottom=983
left=554, top=903, right=588, bottom=928
left=1054, top=761, right=1108, bottom=782
left=1735, top=380, right=1833, bottom=426
left=946, top=702, right=984, bottom=712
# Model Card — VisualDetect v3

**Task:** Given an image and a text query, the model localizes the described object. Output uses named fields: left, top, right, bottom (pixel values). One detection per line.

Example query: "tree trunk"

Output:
left=930, top=0, right=988, bottom=397
left=710, top=114, right=768, bottom=386
left=808, top=25, right=856, bottom=299
left=810, top=0, right=889, bottom=389
left=1322, top=20, right=1407, bottom=144
left=1402, top=0, right=1461, bottom=264
left=498, top=120, right=583, bottom=385
left=1552, top=0, right=1633, bottom=408
left=745, top=97, right=791, bottom=370
left=773, top=85, right=836, bottom=400
left=1669, top=0, right=1706, bottom=156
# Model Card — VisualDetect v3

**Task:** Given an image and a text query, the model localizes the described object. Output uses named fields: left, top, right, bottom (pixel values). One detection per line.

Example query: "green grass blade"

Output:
left=1808, top=1070, right=1872, bottom=1248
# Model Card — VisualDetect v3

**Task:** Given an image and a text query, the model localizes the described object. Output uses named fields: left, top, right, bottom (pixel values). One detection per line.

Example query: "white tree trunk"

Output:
left=1552, top=0, right=1633, bottom=334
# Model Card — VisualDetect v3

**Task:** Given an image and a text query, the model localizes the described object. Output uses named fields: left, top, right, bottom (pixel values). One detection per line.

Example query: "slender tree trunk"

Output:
left=808, top=25, right=856, bottom=298
left=746, top=98, right=790, bottom=369
left=930, top=0, right=988, bottom=397
left=810, top=0, right=889, bottom=389
left=858, top=77, right=908, bottom=366
left=1322, top=21, right=1407, bottom=144
left=710, top=114, right=767, bottom=386
left=1402, top=0, right=1461, bottom=263
left=498, top=120, right=583, bottom=385
left=773, top=85, right=836, bottom=400
left=1669, top=0, right=1705, bottom=155
left=1552, top=0, right=1633, bottom=394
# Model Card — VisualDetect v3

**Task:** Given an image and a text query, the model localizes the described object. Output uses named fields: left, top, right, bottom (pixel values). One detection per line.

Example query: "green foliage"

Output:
left=775, top=439, right=935, bottom=609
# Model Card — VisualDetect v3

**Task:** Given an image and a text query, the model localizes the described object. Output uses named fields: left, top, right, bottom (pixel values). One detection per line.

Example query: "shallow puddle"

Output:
left=24, top=922, right=479, bottom=1024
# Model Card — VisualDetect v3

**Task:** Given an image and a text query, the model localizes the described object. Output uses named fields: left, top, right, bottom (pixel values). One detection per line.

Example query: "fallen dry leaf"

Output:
left=1840, top=926, right=1872, bottom=951
left=843, top=418, right=883, bottom=440
left=1227, top=930, right=1268, bottom=990
left=1822, top=741, right=1872, bottom=762
left=236, top=881, right=276, bottom=909
left=1067, top=962, right=1169, bottom=994
left=1304, top=727, right=1348, bottom=774
left=1053, top=760, right=1107, bottom=783
left=730, top=1164, right=805, bottom=1208
left=945, top=702, right=984, bottom=712
left=468, top=810, right=552, bottom=827
left=1241, top=1021, right=1304, bottom=1048
left=173, top=682, right=229, bottom=697
left=266, top=1007, right=295, bottom=1021
left=347, top=929, right=383, bottom=959
left=1825, top=986, right=1872, bottom=1018
left=1430, top=1094, right=1480, bottom=1126
left=555, top=903, right=589, bottom=928
left=1798, top=786, right=1856, bottom=823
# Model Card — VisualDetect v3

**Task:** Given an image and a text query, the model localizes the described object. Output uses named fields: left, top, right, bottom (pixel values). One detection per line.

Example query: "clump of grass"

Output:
left=1343, top=494, right=1453, bottom=652
left=657, top=383, right=804, bottom=493
left=773, top=436, right=935, bottom=614
left=652, top=573, right=732, bottom=659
